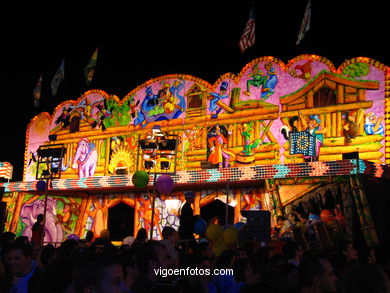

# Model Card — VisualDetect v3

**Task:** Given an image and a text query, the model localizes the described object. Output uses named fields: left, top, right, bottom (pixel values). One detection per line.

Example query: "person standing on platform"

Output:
left=31, top=214, right=44, bottom=249
left=179, top=192, right=196, bottom=252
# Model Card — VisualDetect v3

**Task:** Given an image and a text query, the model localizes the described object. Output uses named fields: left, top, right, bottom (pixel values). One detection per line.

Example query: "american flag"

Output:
left=33, top=74, right=42, bottom=107
left=296, top=0, right=311, bottom=45
left=0, top=162, right=13, bottom=180
left=239, top=3, right=255, bottom=53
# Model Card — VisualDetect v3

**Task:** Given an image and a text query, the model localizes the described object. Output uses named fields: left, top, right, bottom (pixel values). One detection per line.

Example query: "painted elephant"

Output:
left=72, top=138, right=97, bottom=178
left=20, top=197, right=64, bottom=243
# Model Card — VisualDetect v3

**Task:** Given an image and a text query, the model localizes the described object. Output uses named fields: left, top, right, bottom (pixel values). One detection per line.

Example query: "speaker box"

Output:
left=241, top=210, right=271, bottom=231
left=239, top=210, right=271, bottom=242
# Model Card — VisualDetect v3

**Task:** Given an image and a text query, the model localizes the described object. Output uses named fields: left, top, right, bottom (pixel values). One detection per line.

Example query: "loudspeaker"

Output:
left=239, top=210, right=271, bottom=242
left=241, top=210, right=271, bottom=231
left=342, top=152, right=359, bottom=159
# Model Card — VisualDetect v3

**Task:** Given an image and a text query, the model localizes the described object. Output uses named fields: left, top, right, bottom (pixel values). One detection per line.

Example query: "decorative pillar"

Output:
left=234, top=189, right=241, bottom=224
left=134, top=195, right=140, bottom=236
left=265, top=179, right=283, bottom=225
left=194, top=191, right=201, bottom=216
left=349, top=175, right=379, bottom=247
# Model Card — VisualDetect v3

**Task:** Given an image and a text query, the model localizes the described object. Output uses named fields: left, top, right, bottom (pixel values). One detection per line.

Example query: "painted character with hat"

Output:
left=299, top=112, right=327, bottom=161
left=364, top=111, right=384, bottom=135
left=209, top=81, right=229, bottom=119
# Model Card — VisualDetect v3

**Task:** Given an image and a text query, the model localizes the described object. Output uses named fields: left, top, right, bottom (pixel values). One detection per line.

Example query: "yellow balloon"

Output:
left=205, top=224, right=223, bottom=242
left=212, top=239, right=229, bottom=257
left=223, top=227, right=239, bottom=245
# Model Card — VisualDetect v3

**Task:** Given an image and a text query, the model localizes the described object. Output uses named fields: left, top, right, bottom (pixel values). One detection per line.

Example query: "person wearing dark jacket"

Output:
left=179, top=192, right=196, bottom=253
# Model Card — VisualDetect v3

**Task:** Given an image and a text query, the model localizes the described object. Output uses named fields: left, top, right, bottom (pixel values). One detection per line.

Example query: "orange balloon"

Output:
left=320, top=209, right=333, bottom=223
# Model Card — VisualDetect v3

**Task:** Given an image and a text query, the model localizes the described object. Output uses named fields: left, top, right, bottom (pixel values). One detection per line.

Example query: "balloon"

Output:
left=320, top=209, right=333, bottom=223
left=132, top=171, right=149, bottom=188
left=223, top=227, right=239, bottom=245
left=156, top=174, right=174, bottom=194
left=205, top=224, right=223, bottom=242
left=67, top=234, right=80, bottom=241
left=308, top=213, right=320, bottom=221
left=194, top=219, right=207, bottom=235
left=36, top=180, right=46, bottom=191
left=212, top=239, right=229, bottom=257
left=233, top=222, right=246, bottom=230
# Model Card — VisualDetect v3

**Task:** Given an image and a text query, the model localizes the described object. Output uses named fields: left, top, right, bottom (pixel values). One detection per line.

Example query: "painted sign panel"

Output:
left=23, top=56, right=388, bottom=181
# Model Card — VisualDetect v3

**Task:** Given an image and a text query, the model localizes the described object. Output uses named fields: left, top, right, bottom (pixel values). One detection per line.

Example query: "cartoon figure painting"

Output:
left=364, top=112, right=384, bottom=135
left=72, top=138, right=98, bottom=178
left=243, top=63, right=278, bottom=100
left=261, top=63, right=278, bottom=100
left=342, top=111, right=359, bottom=144
left=20, top=197, right=64, bottom=243
left=281, top=116, right=299, bottom=140
left=134, top=80, right=186, bottom=127
left=242, top=189, right=263, bottom=211
left=243, top=64, right=268, bottom=96
left=289, top=60, right=313, bottom=81
left=86, top=199, right=108, bottom=238
left=50, top=106, right=73, bottom=134
left=184, top=124, right=207, bottom=152
left=207, top=124, right=235, bottom=168
left=158, top=80, right=184, bottom=115
left=138, top=196, right=162, bottom=238
left=239, top=122, right=262, bottom=155
left=209, top=81, right=229, bottom=119
left=299, top=112, right=327, bottom=161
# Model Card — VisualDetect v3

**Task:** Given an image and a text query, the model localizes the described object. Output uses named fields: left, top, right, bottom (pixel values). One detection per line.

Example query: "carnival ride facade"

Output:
left=1, top=55, right=389, bottom=246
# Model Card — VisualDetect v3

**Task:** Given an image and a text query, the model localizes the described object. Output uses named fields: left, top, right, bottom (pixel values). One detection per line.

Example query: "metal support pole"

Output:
left=149, top=174, right=157, bottom=240
left=41, top=179, right=50, bottom=246
left=225, top=180, right=230, bottom=226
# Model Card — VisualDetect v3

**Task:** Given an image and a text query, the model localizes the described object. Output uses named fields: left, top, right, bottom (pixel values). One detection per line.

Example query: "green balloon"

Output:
left=132, top=171, right=149, bottom=188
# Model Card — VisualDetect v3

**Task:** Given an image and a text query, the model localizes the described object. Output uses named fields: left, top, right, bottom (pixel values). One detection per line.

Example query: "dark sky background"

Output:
left=1, top=1, right=388, bottom=181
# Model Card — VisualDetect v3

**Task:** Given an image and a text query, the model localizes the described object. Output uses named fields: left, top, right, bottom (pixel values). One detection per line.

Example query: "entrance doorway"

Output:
left=200, top=199, right=234, bottom=226
left=108, top=203, right=134, bottom=241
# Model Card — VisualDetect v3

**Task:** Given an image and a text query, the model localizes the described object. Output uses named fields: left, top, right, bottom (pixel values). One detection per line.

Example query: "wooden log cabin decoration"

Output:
left=1, top=55, right=389, bottom=244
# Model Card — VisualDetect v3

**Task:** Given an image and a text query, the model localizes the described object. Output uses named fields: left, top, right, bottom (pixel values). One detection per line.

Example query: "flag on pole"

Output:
left=51, top=59, right=65, bottom=96
left=296, top=0, right=311, bottom=45
left=239, top=2, right=256, bottom=53
left=84, top=48, right=98, bottom=86
left=0, top=162, right=13, bottom=180
left=33, top=74, right=42, bottom=107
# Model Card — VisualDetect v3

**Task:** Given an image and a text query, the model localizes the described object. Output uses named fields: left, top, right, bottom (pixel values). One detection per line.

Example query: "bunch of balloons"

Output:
left=203, top=223, right=240, bottom=257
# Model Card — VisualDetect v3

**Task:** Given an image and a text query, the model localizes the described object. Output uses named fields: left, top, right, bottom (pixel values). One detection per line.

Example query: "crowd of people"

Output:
left=1, top=223, right=390, bottom=293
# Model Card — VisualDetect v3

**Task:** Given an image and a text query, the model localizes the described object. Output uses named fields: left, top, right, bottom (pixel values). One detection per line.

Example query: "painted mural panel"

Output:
left=2, top=187, right=270, bottom=241
left=23, top=56, right=388, bottom=181
left=5, top=193, right=82, bottom=243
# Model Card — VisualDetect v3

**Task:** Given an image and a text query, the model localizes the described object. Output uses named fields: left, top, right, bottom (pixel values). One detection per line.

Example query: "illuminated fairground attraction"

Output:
left=1, top=54, right=390, bottom=250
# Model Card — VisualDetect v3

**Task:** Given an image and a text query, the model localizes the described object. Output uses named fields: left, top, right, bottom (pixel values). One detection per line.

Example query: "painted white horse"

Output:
left=72, top=138, right=97, bottom=178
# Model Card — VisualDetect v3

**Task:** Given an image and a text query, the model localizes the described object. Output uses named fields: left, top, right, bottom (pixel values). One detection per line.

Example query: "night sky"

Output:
left=1, top=1, right=388, bottom=181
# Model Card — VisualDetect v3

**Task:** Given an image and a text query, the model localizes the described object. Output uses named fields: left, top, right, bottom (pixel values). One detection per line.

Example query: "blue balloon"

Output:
left=194, top=219, right=207, bottom=235
left=233, top=222, right=246, bottom=230
left=36, top=180, right=46, bottom=191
